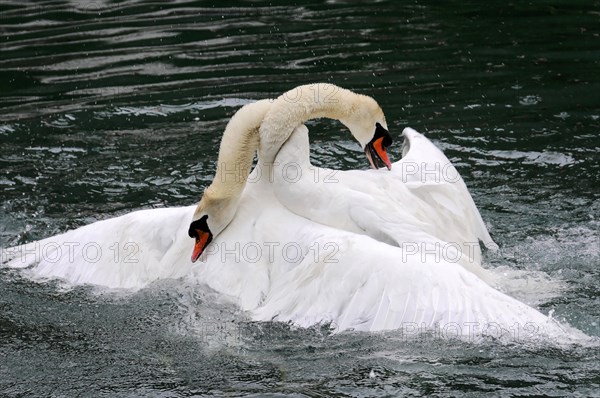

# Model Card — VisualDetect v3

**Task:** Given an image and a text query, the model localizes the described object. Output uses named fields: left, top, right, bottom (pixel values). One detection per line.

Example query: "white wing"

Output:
left=2, top=206, right=194, bottom=289
left=274, top=126, right=497, bottom=281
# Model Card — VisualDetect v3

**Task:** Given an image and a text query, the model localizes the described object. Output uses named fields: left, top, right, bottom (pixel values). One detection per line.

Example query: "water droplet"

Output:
left=519, top=95, right=541, bottom=106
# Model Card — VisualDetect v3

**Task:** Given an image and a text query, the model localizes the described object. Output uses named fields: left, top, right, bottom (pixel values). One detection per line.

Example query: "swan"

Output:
left=0, top=90, right=577, bottom=340
left=188, top=83, right=393, bottom=262
left=189, top=83, right=494, bottom=279
left=272, top=125, right=498, bottom=281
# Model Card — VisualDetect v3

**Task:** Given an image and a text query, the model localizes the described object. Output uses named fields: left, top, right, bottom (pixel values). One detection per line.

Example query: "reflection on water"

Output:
left=1, top=0, right=599, bottom=396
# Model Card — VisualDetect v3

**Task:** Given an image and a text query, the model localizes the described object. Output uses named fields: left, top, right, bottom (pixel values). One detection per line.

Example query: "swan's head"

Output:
left=188, top=186, right=237, bottom=262
left=340, top=95, right=393, bottom=170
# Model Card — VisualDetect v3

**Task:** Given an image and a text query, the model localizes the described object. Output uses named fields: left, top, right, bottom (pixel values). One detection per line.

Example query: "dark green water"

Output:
left=1, top=1, right=599, bottom=396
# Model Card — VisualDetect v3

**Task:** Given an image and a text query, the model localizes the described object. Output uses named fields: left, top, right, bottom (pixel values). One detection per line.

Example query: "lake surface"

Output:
left=1, top=1, right=599, bottom=396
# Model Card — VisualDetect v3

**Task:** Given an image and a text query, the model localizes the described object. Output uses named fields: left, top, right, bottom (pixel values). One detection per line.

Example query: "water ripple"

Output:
left=1, top=1, right=600, bottom=396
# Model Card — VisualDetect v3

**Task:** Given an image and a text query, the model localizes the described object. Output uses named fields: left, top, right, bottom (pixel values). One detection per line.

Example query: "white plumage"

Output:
left=2, top=126, right=573, bottom=340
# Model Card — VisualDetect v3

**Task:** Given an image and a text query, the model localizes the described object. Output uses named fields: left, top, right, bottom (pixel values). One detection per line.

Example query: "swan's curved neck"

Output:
left=275, top=125, right=311, bottom=167
left=206, top=99, right=272, bottom=199
left=258, top=83, right=362, bottom=165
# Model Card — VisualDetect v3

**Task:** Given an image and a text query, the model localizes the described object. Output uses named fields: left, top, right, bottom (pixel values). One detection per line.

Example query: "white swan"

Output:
left=0, top=89, right=576, bottom=340
left=188, top=84, right=393, bottom=262
left=272, top=125, right=498, bottom=281
left=189, top=83, right=495, bottom=279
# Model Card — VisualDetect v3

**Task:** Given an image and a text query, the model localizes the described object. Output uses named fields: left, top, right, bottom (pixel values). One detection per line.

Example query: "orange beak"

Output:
left=191, top=230, right=212, bottom=263
left=366, top=136, right=393, bottom=170
left=373, top=137, right=392, bottom=170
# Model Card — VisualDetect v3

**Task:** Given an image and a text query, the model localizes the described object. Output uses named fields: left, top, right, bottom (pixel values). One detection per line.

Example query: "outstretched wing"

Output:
left=2, top=206, right=195, bottom=289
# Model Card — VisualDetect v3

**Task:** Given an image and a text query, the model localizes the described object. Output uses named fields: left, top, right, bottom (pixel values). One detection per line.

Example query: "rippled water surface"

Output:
left=1, top=1, right=599, bottom=396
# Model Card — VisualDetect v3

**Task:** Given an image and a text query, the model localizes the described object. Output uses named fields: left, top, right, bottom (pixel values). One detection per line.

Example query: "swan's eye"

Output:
left=189, top=215, right=213, bottom=262
left=188, top=214, right=210, bottom=238
left=365, top=123, right=393, bottom=170
left=374, top=123, right=392, bottom=148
